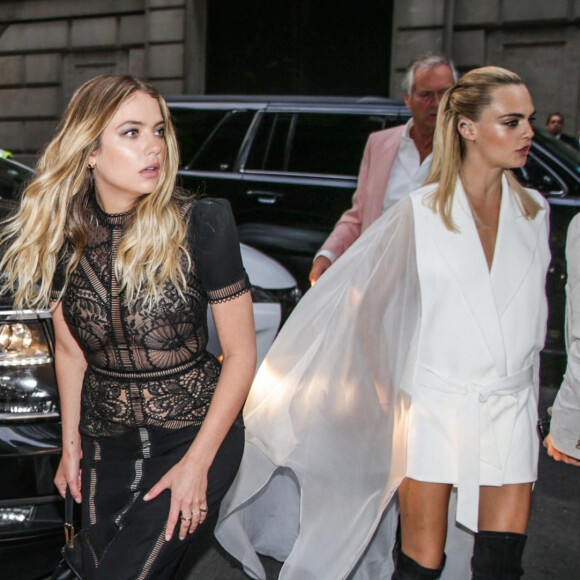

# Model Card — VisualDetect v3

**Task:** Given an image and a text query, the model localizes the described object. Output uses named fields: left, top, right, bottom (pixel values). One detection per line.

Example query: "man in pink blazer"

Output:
left=309, top=53, right=458, bottom=284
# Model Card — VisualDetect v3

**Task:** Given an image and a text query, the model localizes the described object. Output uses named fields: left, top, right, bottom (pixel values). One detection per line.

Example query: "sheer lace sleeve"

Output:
left=189, top=198, right=250, bottom=303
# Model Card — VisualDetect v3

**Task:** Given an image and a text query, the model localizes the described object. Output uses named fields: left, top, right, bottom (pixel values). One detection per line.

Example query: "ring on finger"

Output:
left=199, top=506, right=208, bottom=513
left=181, top=516, right=192, bottom=522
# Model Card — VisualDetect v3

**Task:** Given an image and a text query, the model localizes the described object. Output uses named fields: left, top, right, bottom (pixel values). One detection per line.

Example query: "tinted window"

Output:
left=170, top=108, right=255, bottom=171
left=246, top=113, right=292, bottom=171
left=514, top=130, right=580, bottom=197
left=246, top=112, right=388, bottom=177
left=534, top=129, right=580, bottom=178
left=514, top=155, right=565, bottom=195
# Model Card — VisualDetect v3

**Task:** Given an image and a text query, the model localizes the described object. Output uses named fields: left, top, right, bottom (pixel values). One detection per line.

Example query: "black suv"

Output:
left=167, top=94, right=580, bottom=374
left=512, top=130, right=580, bottom=375
left=167, top=95, right=410, bottom=291
left=0, top=157, right=64, bottom=579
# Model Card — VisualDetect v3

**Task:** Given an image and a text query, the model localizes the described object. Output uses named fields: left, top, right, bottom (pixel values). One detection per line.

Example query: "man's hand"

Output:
left=544, top=434, right=580, bottom=467
left=309, top=256, right=331, bottom=285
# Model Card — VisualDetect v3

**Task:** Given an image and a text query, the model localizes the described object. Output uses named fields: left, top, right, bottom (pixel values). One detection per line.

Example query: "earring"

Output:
left=460, top=123, right=467, bottom=128
left=87, top=163, right=94, bottom=170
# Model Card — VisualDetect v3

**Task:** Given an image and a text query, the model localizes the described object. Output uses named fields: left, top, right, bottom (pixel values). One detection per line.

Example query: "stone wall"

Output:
left=0, top=0, right=206, bottom=163
left=390, top=0, right=580, bottom=138
left=0, top=1, right=578, bottom=162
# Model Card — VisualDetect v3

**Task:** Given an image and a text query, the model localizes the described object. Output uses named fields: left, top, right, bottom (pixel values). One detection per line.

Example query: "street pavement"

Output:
left=176, top=384, right=580, bottom=580
left=519, top=384, right=580, bottom=580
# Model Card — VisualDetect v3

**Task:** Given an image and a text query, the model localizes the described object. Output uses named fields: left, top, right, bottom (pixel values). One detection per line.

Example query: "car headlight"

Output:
left=0, top=506, right=35, bottom=526
left=250, top=285, right=302, bottom=327
left=0, top=310, right=59, bottom=421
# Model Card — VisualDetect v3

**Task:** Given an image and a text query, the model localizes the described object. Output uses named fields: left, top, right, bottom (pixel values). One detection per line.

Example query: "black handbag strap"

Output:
left=64, top=488, right=75, bottom=546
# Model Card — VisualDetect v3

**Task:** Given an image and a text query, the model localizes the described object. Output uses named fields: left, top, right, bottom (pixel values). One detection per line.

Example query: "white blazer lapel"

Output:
left=491, top=175, right=548, bottom=316
left=427, top=180, right=507, bottom=375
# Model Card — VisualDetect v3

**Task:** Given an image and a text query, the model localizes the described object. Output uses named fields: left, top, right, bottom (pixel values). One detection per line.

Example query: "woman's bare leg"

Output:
left=478, top=483, right=532, bottom=532
left=397, top=478, right=453, bottom=569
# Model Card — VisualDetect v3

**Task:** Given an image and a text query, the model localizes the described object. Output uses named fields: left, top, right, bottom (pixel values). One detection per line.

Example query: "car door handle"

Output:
left=246, top=190, right=284, bottom=204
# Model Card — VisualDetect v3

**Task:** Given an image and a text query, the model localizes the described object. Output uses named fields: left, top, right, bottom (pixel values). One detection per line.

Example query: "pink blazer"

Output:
left=320, top=124, right=406, bottom=260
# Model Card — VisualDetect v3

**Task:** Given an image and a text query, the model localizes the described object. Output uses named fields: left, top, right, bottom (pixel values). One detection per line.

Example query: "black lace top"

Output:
left=52, top=197, right=250, bottom=437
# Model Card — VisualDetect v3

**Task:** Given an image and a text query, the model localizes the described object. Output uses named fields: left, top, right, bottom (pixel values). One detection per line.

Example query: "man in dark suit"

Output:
left=546, top=112, right=579, bottom=150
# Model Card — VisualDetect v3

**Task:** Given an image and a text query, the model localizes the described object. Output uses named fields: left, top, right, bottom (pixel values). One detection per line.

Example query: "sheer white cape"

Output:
left=215, top=197, right=472, bottom=579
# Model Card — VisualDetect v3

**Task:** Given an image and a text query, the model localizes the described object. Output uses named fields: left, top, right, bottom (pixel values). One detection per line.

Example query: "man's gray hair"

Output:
left=401, top=53, right=459, bottom=96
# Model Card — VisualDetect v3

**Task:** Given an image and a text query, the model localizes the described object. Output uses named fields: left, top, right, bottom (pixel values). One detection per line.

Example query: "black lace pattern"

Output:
left=54, top=197, right=250, bottom=437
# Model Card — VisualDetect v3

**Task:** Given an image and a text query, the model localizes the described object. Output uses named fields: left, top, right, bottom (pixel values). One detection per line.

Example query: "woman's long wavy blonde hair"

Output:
left=425, top=66, right=541, bottom=230
left=0, top=74, right=189, bottom=310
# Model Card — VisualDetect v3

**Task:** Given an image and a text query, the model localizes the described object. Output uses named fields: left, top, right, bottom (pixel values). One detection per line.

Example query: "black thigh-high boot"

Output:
left=392, top=550, right=446, bottom=580
left=471, top=531, right=527, bottom=580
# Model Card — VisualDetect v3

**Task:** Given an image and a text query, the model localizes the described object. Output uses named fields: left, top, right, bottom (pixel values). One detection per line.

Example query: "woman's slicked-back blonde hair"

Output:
left=0, top=74, right=189, bottom=310
left=425, top=65, right=541, bottom=230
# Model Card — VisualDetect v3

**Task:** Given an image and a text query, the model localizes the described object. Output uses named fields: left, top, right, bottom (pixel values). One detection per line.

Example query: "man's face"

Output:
left=546, top=115, right=564, bottom=136
left=404, top=64, right=455, bottom=135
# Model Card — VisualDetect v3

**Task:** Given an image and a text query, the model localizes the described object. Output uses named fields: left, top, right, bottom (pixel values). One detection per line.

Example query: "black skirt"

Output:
left=79, top=422, right=244, bottom=580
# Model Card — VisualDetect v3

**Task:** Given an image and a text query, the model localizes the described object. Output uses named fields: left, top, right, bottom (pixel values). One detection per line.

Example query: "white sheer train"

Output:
left=215, top=197, right=473, bottom=579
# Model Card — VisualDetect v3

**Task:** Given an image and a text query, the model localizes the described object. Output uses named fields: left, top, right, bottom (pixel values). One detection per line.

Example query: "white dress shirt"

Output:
left=382, top=119, right=433, bottom=213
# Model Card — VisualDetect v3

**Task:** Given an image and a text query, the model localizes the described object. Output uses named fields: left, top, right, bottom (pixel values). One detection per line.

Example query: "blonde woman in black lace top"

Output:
left=0, top=75, right=256, bottom=579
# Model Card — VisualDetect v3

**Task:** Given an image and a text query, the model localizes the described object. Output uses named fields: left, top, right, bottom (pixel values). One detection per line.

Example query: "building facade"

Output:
left=0, top=0, right=578, bottom=163
left=390, top=0, right=580, bottom=142
left=0, top=0, right=205, bottom=163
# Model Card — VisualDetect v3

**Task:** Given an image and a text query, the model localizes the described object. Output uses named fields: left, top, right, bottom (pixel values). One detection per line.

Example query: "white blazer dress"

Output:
left=407, top=177, right=550, bottom=531
left=215, top=175, right=550, bottom=579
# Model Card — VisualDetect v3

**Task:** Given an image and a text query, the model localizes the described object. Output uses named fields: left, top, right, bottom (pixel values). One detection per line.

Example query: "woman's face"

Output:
left=464, top=84, right=535, bottom=171
left=89, top=91, right=166, bottom=213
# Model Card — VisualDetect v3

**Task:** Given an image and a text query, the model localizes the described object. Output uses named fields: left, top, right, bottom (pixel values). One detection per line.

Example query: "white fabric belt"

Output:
left=413, top=364, right=533, bottom=532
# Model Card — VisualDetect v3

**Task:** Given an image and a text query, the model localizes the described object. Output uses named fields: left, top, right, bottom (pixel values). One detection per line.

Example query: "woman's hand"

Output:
left=143, top=292, right=256, bottom=542
left=144, top=456, right=210, bottom=541
left=54, top=451, right=83, bottom=502
left=544, top=434, right=580, bottom=466
left=309, top=255, right=331, bottom=285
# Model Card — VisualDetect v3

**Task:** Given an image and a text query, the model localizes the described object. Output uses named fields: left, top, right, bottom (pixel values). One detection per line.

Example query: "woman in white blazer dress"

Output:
left=395, top=67, right=548, bottom=579
left=215, top=67, right=549, bottom=580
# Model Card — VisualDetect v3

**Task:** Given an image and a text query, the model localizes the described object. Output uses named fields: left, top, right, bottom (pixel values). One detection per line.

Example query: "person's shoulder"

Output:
left=566, top=214, right=580, bottom=268
left=389, top=193, right=415, bottom=216
left=409, top=182, right=438, bottom=202
left=403, top=184, right=437, bottom=220
left=367, top=123, right=406, bottom=145
left=504, top=171, right=547, bottom=212
left=189, top=196, right=232, bottom=217
left=516, top=183, right=549, bottom=211
left=188, top=197, right=235, bottom=234
left=568, top=212, right=580, bottom=236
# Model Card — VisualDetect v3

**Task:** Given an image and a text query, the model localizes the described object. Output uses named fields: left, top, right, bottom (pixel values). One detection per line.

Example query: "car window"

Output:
left=170, top=108, right=255, bottom=171
left=246, top=112, right=388, bottom=177
left=245, top=113, right=292, bottom=172
left=534, top=129, right=580, bottom=177
left=513, top=129, right=580, bottom=197
left=514, top=154, right=566, bottom=196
